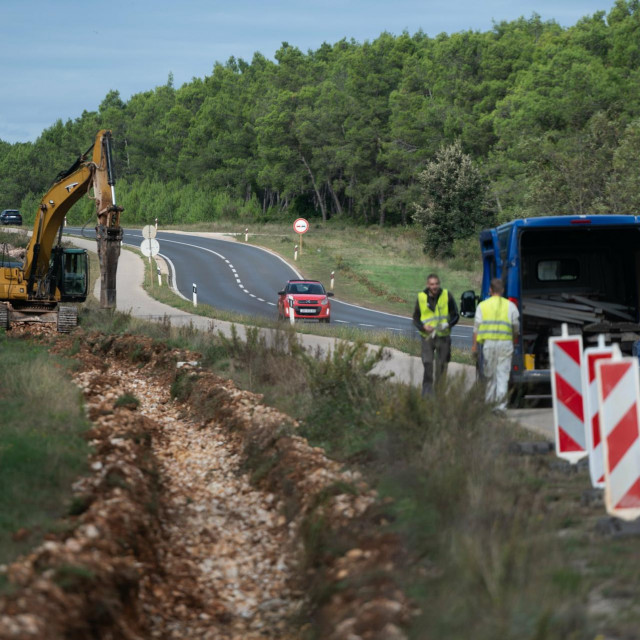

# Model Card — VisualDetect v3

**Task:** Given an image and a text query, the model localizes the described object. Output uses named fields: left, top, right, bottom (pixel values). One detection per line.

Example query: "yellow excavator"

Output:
left=0, top=129, right=123, bottom=331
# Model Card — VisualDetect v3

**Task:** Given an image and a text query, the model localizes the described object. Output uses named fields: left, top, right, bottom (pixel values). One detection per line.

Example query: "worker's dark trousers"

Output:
left=421, top=335, right=451, bottom=396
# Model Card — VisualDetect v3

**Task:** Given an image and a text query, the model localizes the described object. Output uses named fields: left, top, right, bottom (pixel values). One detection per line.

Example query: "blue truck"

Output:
left=460, top=215, right=640, bottom=403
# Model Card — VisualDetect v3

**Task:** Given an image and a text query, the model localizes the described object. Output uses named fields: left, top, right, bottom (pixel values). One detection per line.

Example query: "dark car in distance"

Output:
left=0, top=209, right=22, bottom=226
left=277, top=279, right=333, bottom=322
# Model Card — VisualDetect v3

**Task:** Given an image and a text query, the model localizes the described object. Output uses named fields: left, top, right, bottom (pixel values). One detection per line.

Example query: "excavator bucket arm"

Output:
left=93, top=131, right=123, bottom=308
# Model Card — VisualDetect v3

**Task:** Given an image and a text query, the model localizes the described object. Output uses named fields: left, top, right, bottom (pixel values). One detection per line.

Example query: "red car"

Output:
left=277, top=279, right=333, bottom=323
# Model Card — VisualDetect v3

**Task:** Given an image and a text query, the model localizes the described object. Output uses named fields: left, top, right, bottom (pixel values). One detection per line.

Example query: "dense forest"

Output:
left=1, top=0, right=640, bottom=244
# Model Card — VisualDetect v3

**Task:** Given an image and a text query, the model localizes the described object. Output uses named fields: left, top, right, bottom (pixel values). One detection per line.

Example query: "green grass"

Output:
left=0, top=228, right=30, bottom=249
left=0, top=334, right=90, bottom=566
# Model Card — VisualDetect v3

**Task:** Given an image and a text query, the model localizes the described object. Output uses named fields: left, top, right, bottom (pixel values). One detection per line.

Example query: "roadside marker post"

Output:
left=549, top=324, right=588, bottom=464
left=294, top=245, right=298, bottom=261
left=330, top=271, right=335, bottom=291
left=157, top=266, right=162, bottom=287
left=596, top=345, right=640, bottom=521
left=245, top=228, right=249, bottom=242
left=288, top=296, right=295, bottom=325
left=192, top=283, right=197, bottom=308
left=583, top=335, right=614, bottom=488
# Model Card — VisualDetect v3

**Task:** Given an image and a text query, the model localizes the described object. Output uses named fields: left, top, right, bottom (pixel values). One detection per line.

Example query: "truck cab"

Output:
left=463, top=215, right=640, bottom=401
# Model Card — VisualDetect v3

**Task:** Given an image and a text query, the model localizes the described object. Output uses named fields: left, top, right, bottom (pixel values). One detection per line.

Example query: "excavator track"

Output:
left=56, top=305, right=78, bottom=333
left=0, top=303, right=8, bottom=331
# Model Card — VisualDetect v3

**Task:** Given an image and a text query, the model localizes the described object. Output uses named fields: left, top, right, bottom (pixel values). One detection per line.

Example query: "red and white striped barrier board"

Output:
left=596, top=354, right=640, bottom=521
left=549, top=331, right=587, bottom=463
left=583, top=344, right=614, bottom=488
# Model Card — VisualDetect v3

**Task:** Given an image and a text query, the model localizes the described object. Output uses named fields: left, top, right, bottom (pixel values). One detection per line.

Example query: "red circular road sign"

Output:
left=293, top=218, right=309, bottom=234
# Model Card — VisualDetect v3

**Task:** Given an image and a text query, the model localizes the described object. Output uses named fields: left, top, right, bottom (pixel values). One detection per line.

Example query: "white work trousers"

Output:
left=481, top=340, right=513, bottom=411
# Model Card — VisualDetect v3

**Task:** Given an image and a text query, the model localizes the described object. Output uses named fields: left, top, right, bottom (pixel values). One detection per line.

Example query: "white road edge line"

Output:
left=114, top=232, right=475, bottom=336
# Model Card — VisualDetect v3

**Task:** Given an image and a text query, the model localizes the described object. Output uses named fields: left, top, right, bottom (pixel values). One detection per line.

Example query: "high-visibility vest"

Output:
left=418, top=289, right=450, bottom=337
left=477, top=295, right=512, bottom=343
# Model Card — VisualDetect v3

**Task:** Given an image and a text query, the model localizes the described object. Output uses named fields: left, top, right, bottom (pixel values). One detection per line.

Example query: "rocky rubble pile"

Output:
left=0, top=329, right=412, bottom=639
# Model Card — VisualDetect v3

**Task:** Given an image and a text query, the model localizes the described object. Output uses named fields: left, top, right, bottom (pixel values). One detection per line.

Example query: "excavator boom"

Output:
left=0, top=129, right=123, bottom=331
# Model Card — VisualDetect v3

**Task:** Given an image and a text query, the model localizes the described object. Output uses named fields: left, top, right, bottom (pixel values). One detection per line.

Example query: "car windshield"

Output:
left=287, top=282, right=325, bottom=295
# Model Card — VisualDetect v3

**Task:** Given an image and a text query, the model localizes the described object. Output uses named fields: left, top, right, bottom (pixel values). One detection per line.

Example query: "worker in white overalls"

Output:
left=471, top=278, right=520, bottom=414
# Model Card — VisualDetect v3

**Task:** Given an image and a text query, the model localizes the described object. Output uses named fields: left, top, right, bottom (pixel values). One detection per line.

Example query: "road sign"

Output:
left=142, top=224, right=157, bottom=239
left=583, top=342, right=614, bottom=488
left=596, top=351, right=640, bottom=520
left=293, top=218, right=309, bottom=234
left=140, top=238, right=159, bottom=257
left=549, top=330, right=588, bottom=463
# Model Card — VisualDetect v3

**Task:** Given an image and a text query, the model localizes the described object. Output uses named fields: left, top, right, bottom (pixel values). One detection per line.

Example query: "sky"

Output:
left=0, top=0, right=618, bottom=144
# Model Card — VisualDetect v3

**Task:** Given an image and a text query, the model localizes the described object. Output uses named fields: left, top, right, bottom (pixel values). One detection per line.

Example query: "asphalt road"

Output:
left=66, top=227, right=474, bottom=348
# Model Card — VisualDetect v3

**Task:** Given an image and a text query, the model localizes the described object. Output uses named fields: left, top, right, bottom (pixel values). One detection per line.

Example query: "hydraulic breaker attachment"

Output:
left=94, top=132, right=124, bottom=310
left=96, top=222, right=123, bottom=309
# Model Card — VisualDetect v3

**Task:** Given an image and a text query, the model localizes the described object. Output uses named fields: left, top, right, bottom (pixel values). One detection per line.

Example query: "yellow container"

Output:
left=524, top=354, right=535, bottom=370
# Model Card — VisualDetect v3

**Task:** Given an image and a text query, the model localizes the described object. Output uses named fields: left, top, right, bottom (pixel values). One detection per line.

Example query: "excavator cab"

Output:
left=51, top=247, right=88, bottom=302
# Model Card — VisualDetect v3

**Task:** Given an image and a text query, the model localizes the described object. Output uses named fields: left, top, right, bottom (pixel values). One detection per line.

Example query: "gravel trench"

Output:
left=73, top=356, right=304, bottom=639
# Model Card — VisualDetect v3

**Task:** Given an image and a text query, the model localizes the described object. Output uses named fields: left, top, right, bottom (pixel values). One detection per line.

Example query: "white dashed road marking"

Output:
left=109, top=232, right=450, bottom=338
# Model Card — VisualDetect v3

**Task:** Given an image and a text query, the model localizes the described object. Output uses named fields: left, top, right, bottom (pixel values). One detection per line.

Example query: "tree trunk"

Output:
left=349, top=176, right=355, bottom=219
left=378, top=192, right=386, bottom=227
left=299, top=152, right=327, bottom=222
left=123, top=138, right=131, bottom=169
left=327, top=181, right=343, bottom=217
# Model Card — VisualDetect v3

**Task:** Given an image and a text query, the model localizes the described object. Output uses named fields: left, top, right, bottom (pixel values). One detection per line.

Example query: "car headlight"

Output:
left=287, top=295, right=294, bottom=307
left=320, top=296, right=329, bottom=306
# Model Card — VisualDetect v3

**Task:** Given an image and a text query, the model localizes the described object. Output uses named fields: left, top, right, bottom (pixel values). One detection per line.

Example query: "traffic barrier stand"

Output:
left=596, top=345, right=640, bottom=522
left=549, top=323, right=588, bottom=464
left=582, top=334, right=614, bottom=489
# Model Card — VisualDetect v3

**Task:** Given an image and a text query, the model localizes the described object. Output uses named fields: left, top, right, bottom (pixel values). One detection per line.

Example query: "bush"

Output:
left=300, top=341, right=389, bottom=457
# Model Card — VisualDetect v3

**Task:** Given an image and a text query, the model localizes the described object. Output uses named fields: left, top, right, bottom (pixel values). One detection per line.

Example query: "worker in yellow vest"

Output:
left=471, top=278, right=520, bottom=413
left=412, top=273, right=459, bottom=396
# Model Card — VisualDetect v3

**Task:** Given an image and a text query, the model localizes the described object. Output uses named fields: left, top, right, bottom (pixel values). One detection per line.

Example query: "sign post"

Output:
left=293, top=218, right=309, bottom=255
left=140, top=236, right=160, bottom=288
